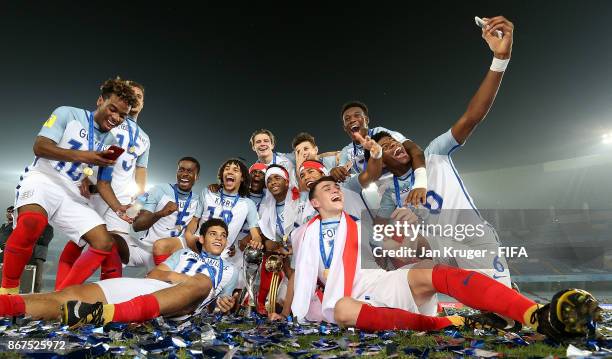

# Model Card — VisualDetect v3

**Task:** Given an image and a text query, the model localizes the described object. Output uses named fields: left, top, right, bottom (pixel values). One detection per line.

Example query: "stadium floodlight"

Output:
left=603, top=133, right=611, bottom=145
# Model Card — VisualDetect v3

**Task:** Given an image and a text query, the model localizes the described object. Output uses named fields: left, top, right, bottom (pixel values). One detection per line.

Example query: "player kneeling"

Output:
left=0, top=219, right=237, bottom=328
left=293, top=177, right=603, bottom=342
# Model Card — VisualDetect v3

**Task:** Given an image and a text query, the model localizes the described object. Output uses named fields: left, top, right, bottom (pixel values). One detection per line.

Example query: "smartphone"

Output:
left=474, top=16, right=503, bottom=39
left=103, top=145, right=125, bottom=160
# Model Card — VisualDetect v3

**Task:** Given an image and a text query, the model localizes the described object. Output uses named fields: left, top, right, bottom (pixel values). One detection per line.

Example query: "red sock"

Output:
left=432, top=264, right=536, bottom=323
left=112, top=294, right=160, bottom=322
left=55, top=241, right=83, bottom=290
left=0, top=295, right=26, bottom=316
left=257, top=256, right=273, bottom=312
left=153, top=254, right=170, bottom=266
left=56, top=247, right=111, bottom=290
left=100, top=244, right=122, bottom=280
left=2, top=212, right=48, bottom=289
left=356, top=304, right=452, bottom=331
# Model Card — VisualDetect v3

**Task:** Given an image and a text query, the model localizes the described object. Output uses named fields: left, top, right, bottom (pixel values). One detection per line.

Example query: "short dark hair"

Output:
left=292, top=132, right=317, bottom=149
left=308, top=176, right=337, bottom=201
left=178, top=156, right=200, bottom=174
left=197, top=218, right=229, bottom=252
left=125, top=80, right=145, bottom=96
left=6, top=206, right=14, bottom=212
left=218, top=158, right=251, bottom=197
left=365, top=131, right=393, bottom=161
left=250, top=129, right=276, bottom=147
left=341, top=101, right=369, bottom=118
left=100, top=77, right=139, bottom=108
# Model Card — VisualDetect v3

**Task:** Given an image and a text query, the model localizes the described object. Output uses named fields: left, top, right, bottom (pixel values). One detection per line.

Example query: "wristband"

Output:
left=490, top=57, right=510, bottom=72
left=412, top=167, right=427, bottom=189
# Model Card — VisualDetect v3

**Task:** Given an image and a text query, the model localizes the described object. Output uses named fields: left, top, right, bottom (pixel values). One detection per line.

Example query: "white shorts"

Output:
left=119, top=234, right=155, bottom=271
left=357, top=265, right=438, bottom=316
left=96, top=277, right=173, bottom=304
left=90, top=194, right=131, bottom=234
left=15, top=172, right=104, bottom=246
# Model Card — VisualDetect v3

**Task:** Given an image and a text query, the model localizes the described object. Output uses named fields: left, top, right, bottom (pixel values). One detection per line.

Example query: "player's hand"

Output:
left=216, top=292, right=238, bottom=314
left=228, top=244, right=236, bottom=257
left=208, top=183, right=221, bottom=193
left=405, top=188, right=426, bottom=207
left=268, top=312, right=287, bottom=321
left=248, top=238, right=264, bottom=250
left=391, top=207, right=419, bottom=224
left=354, top=132, right=382, bottom=158
left=115, top=204, right=134, bottom=224
left=77, top=150, right=117, bottom=167
left=330, top=162, right=352, bottom=183
left=481, top=16, right=514, bottom=59
left=157, top=201, right=178, bottom=217
left=79, top=177, right=93, bottom=199
left=276, top=246, right=292, bottom=256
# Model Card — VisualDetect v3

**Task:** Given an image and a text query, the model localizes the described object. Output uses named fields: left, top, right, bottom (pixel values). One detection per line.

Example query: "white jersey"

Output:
left=377, top=129, right=510, bottom=284
left=258, top=152, right=298, bottom=187
left=23, top=106, right=119, bottom=199
left=378, top=129, right=483, bottom=222
left=195, top=189, right=259, bottom=252
left=106, top=119, right=150, bottom=204
left=138, top=184, right=202, bottom=249
left=164, top=249, right=237, bottom=308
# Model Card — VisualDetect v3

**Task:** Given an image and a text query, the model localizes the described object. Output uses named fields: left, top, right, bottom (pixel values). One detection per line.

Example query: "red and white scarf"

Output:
left=292, top=211, right=360, bottom=323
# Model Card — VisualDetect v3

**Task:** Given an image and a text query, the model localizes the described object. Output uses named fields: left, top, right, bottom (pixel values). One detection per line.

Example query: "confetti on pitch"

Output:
left=0, top=309, right=608, bottom=357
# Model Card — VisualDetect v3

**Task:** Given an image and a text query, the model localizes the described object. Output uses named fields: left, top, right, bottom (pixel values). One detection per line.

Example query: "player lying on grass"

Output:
left=0, top=219, right=237, bottom=328
left=291, top=177, right=603, bottom=342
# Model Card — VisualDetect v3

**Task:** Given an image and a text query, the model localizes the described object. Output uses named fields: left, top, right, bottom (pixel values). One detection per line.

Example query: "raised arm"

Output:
left=451, top=16, right=514, bottom=145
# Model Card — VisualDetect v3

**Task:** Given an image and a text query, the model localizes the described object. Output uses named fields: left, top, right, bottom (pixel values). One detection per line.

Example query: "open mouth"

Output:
left=258, top=146, right=269, bottom=153
left=179, top=178, right=190, bottom=185
left=350, top=124, right=360, bottom=133
left=225, top=175, right=236, bottom=185
left=106, top=117, right=119, bottom=128
left=331, top=194, right=341, bottom=202
left=306, top=180, right=315, bottom=187
left=211, top=241, right=223, bottom=248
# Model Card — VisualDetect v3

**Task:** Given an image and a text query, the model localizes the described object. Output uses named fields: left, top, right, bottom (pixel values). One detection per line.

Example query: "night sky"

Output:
left=1, top=1, right=612, bottom=206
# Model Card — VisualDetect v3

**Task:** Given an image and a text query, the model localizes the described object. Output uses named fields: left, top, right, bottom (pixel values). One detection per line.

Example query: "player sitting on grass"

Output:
left=292, top=177, right=603, bottom=342
left=0, top=219, right=237, bottom=328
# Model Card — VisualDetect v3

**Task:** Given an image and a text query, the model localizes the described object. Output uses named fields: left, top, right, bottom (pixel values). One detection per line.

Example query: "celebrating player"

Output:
left=0, top=219, right=236, bottom=327
left=1, top=78, right=138, bottom=294
left=56, top=80, right=151, bottom=285
left=156, top=159, right=263, bottom=263
left=371, top=15, right=517, bottom=285
left=333, top=102, right=427, bottom=206
left=251, top=129, right=297, bottom=185
left=127, top=157, right=202, bottom=269
left=292, top=176, right=602, bottom=342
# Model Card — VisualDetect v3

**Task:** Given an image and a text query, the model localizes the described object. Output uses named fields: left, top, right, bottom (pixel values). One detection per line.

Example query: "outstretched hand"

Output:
left=480, top=16, right=514, bottom=59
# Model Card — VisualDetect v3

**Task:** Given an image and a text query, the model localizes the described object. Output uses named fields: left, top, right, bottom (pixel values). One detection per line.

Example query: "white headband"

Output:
left=265, top=166, right=289, bottom=183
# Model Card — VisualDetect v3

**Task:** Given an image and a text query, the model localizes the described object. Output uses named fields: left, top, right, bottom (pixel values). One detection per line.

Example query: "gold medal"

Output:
left=83, top=167, right=94, bottom=177
left=128, top=146, right=136, bottom=153
left=323, top=269, right=329, bottom=279
left=176, top=225, right=183, bottom=232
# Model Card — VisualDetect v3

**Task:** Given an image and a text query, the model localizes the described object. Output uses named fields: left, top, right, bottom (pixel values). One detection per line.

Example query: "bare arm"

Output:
left=132, top=201, right=177, bottom=232
left=134, top=166, right=147, bottom=196
left=403, top=140, right=426, bottom=171
left=357, top=135, right=383, bottom=187
left=33, top=136, right=115, bottom=166
left=97, top=180, right=122, bottom=212
left=146, top=263, right=188, bottom=283
left=451, top=16, right=513, bottom=145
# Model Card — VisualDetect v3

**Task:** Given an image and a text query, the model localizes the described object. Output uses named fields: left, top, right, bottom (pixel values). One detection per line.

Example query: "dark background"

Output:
left=1, top=0, right=611, bottom=205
